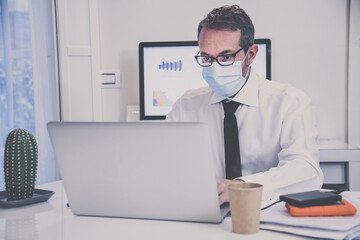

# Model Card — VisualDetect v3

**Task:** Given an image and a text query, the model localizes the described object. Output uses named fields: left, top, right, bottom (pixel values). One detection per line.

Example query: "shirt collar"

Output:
left=209, top=68, right=259, bottom=107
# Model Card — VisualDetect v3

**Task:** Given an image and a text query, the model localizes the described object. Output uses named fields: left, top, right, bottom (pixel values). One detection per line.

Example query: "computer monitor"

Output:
left=139, top=39, right=271, bottom=120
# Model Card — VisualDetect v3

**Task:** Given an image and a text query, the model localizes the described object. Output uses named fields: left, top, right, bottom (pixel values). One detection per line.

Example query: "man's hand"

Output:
left=217, top=178, right=243, bottom=205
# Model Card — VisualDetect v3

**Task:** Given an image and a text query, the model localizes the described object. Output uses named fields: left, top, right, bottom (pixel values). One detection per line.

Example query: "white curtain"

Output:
left=0, top=0, right=59, bottom=190
left=31, top=0, right=60, bottom=185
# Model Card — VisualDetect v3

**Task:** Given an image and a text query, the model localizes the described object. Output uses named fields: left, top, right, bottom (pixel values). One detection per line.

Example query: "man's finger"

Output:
left=219, top=193, right=226, bottom=205
left=216, top=178, right=227, bottom=194
left=217, top=181, right=227, bottom=194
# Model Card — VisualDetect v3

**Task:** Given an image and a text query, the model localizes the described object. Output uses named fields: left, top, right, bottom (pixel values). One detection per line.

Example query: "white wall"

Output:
left=348, top=0, right=360, bottom=147
left=57, top=0, right=360, bottom=147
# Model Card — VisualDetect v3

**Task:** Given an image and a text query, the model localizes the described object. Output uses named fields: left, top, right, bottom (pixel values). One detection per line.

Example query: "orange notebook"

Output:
left=286, top=200, right=357, bottom=217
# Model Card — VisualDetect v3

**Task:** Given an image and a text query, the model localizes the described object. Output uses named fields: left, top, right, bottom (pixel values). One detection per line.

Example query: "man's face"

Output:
left=198, top=28, right=257, bottom=78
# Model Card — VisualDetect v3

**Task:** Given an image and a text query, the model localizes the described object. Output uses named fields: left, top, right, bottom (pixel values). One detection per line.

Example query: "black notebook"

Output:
left=279, top=190, right=342, bottom=208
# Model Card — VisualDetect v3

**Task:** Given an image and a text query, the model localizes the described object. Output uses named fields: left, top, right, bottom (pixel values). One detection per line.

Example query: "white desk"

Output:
left=0, top=181, right=312, bottom=240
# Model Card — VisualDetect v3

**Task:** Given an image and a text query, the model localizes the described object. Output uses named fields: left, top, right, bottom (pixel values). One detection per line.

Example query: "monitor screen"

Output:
left=139, top=39, right=271, bottom=120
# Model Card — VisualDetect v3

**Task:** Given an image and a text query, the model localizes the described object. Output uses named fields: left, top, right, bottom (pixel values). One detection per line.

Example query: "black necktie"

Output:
left=222, top=100, right=242, bottom=179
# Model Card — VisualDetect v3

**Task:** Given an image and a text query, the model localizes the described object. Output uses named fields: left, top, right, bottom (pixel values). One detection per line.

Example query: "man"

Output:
left=167, top=5, right=323, bottom=204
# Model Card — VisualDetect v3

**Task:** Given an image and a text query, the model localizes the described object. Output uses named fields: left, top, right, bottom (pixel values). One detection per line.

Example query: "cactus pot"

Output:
left=3, top=129, right=38, bottom=201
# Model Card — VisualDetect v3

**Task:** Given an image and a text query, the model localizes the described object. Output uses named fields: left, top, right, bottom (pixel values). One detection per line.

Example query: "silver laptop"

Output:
left=47, top=121, right=229, bottom=223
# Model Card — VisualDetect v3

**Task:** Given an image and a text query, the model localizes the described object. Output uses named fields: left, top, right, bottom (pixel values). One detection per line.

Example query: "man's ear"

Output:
left=246, top=44, right=258, bottom=65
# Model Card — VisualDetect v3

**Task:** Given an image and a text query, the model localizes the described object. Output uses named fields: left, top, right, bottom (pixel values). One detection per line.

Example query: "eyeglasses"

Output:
left=194, top=47, right=244, bottom=67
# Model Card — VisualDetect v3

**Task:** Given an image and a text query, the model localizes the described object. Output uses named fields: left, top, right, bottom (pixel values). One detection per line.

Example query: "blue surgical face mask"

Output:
left=202, top=58, right=249, bottom=98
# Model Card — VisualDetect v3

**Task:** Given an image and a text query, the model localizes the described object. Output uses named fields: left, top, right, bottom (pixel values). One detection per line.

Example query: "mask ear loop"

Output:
left=225, top=51, right=251, bottom=102
left=241, top=50, right=251, bottom=79
left=224, top=49, right=251, bottom=102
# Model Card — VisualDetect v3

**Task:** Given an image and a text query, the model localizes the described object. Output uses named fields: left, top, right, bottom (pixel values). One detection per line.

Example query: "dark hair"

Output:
left=197, top=5, right=255, bottom=52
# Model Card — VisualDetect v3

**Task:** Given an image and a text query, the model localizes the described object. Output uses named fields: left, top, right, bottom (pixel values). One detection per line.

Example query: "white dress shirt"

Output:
left=167, top=69, right=324, bottom=201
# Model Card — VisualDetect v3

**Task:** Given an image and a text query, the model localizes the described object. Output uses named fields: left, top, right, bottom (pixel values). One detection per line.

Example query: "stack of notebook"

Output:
left=260, top=191, right=360, bottom=239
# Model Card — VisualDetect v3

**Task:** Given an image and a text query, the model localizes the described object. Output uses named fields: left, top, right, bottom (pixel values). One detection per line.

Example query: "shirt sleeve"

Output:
left=238, top=91, right=324, bottom=201
left=166, top=98, right=182, bottom=122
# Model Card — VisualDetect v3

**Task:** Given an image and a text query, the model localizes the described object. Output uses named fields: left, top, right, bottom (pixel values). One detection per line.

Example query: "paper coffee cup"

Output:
left=228, top=182, right=263, bottom=234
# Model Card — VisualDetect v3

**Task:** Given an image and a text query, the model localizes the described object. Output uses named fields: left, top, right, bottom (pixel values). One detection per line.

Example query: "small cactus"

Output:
left=4, top=129, right=38, bottom=200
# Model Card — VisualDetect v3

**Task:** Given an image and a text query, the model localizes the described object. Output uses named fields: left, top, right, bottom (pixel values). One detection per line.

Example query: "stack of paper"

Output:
left=260, top=191, right=360, bottom=239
